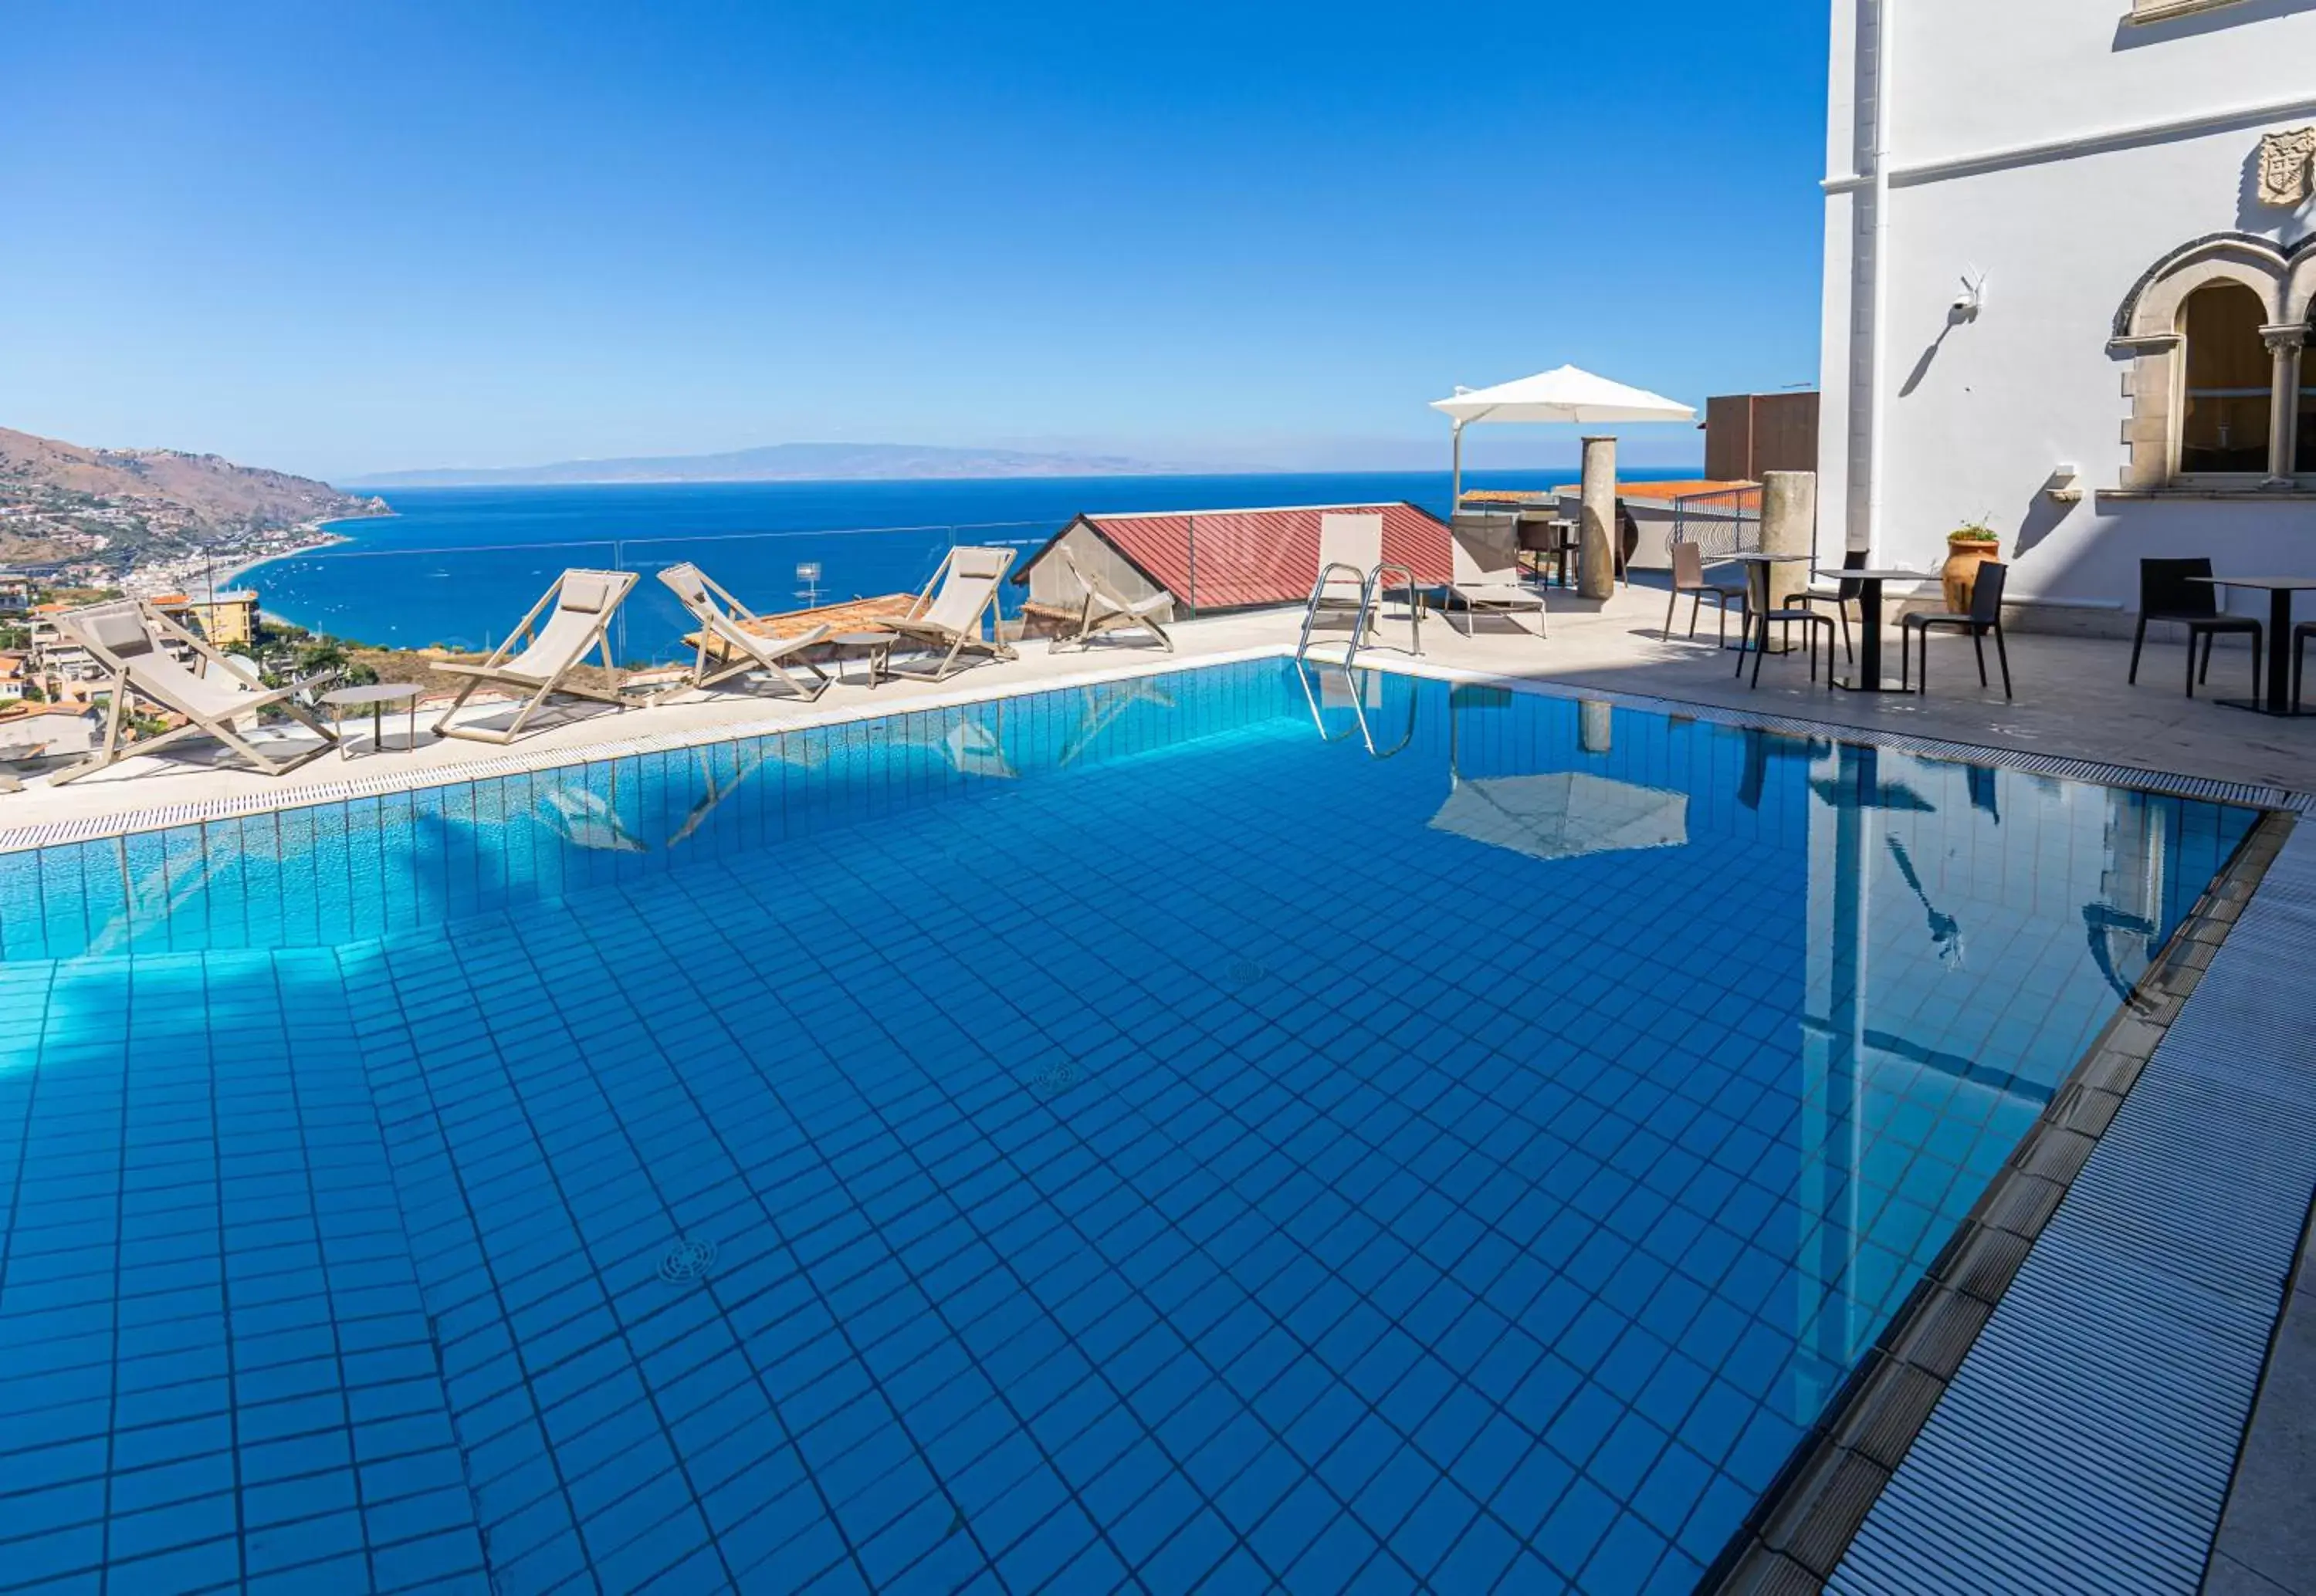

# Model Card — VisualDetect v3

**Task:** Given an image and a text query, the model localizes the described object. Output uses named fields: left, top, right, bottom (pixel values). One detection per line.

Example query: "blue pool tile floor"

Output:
left=0, top=663, right=2256, bottom=1592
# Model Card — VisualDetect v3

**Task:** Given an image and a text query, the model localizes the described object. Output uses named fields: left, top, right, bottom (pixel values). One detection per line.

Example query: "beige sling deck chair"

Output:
left=882, top=546, right=1019, bottom=681
left=1055, top=546, right=1174, bottom=652
left=1446, top=513, right=1549, bottom=640
left=652, top=562, right=832, bottom=703
left=433, top=568, right=638, bottom=744
left=51, top=598, right=339, bottom=786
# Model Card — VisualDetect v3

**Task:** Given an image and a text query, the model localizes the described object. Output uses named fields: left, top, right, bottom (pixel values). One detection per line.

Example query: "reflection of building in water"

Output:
left=1791, top=740, right=2204, bottom=1410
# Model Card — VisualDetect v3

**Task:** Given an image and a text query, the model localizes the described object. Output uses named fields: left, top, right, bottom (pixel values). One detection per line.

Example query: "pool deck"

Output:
left=5, top=580, right=2314, bottom=844
left=5, top=579, right=2314, bottom=1594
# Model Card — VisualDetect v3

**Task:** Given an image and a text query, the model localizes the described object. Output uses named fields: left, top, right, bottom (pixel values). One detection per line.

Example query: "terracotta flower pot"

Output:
left=1942, top=538, right=1999, bottom=613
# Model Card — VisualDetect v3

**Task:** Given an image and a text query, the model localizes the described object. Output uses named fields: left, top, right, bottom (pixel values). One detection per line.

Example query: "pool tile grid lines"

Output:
left=0, top=661, right=2269, bottom=1595
left=1730, top=813, right=2316, bottom=1595
left=313, top=727, right=2103, bottom=1584
left=338, top=764, right=1844, bottom=1584
left=0, top=949, right=490, bottom=1594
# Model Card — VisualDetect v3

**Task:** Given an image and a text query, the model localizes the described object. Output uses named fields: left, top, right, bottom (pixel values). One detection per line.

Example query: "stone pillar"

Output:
left=2261, top=324, right=2306, bottom=486
left=1579, top=698, right=1613, bottom=755
left=1579, top=435, right=1617, bottom=600
left=1761, top=471, right=1817, bottom=611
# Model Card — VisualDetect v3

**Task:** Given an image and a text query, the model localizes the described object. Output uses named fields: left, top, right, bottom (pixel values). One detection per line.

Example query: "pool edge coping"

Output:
left=1696, top=805, right=2302, bottom=1596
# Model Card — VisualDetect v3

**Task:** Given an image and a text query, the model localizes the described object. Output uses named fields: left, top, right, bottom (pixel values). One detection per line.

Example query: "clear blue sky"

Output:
left=8, top=2, right=1829, bottom=482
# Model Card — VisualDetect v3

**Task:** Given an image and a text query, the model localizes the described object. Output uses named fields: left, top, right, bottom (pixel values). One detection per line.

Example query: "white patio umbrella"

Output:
left=1430, top=365, right=1695, bottom=506
left=1429, top=769, right=1688, bottom=863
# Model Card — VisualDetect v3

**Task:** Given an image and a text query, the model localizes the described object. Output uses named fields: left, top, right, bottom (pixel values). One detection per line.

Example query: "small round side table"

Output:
left=321, top=682, right=424, bottom=759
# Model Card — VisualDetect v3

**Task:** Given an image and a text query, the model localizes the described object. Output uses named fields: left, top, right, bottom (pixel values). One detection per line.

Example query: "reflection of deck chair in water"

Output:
left=434, top=570, right=637, bottom=744
left=653, top=563, right=831, bottom=702
left=52, top=598, right=339, bottom=785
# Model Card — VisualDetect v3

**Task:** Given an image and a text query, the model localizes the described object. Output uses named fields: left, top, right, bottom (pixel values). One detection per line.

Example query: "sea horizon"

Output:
left=239, top=468, right=1705, bottom=662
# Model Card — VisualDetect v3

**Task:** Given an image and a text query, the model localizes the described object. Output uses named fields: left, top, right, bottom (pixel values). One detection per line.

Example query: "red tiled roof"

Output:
left=1026, top=502, right=1455, bottom=610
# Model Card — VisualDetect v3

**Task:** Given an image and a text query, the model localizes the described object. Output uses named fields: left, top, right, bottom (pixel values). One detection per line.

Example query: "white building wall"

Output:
left=1820, top=0, right=2316, bottom=615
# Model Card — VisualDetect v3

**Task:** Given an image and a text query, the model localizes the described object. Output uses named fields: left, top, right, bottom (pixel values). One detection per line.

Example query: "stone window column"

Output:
left=2260, top=323, right=2308, bottom=485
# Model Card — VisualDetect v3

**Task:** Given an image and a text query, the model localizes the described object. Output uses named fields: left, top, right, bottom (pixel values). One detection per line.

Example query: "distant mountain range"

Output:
left=349, top=441, right=1231, bottom=488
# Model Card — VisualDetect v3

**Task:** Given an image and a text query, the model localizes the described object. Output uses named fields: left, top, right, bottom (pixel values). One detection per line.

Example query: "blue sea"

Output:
left=244, top=472, right=1695, bottom=664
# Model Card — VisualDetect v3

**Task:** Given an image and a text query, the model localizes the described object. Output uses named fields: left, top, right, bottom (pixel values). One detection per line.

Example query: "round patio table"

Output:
left=321, top=682, right=424, bottom=759
left=831, top=630, right=898, bottom=688
left=2186, top=577, right=2316, bottom=716
left=1814, top=566, right=1931, bottom=692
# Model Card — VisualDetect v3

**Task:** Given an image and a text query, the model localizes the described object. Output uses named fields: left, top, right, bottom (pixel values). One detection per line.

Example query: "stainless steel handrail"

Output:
left=1296, top=561, right=1371, bottom=660
left=1347, top=562, right=1423, bottom=668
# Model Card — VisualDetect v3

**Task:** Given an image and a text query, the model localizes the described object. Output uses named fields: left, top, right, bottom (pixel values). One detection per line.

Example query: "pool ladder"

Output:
left=1295, top=561, right=1422, bottom=668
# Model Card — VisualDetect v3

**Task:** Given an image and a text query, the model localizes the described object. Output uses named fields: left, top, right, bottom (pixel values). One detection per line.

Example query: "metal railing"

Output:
left=1669, top=483, right=1763, bottom=557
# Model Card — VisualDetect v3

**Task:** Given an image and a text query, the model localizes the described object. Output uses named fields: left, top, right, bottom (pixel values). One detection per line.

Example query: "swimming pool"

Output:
left=0, top=660, right=2257, bottom=1594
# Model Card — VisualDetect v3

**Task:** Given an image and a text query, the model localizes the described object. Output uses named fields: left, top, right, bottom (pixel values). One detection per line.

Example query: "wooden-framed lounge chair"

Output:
left=1054, top=546, right=1173, bottom=652
left=652, top=562, right=832, bottom=702
left=1446, top=513, right=1548, bottom=639
left=51, top=597, right=339, bottom=785
left=433, top=568, right=638, bottom=744
left=881, top=546, right=1019, bottom=681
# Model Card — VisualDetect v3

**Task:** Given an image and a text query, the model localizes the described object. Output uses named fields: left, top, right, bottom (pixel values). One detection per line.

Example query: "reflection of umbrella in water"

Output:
left=1431, top=770, right=1688, bottom=862
left=539, top=785, right=649, bottom=853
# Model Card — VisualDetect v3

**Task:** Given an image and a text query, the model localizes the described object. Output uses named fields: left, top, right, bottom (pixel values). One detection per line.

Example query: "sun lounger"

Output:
left=882, top=546, right=1019, bottom=681
left=1446, top=514, right=1548, bottom=639
left=433, top=568, right=638, bottom=744
left=652, top=562, right=832, bottom=702
left=1054, top=547, right=1173, bottom=652
left=50, top=598, right=339, bottom=785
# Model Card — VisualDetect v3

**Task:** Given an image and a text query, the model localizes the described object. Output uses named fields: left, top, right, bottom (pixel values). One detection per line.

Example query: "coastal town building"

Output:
left=0, top=653, right=24, bottom=702
left=0, top=573, right=30, bottom=614
left=1818, top=0, right=2316, bottom=620
left=186, top=588, right=259, bottom=648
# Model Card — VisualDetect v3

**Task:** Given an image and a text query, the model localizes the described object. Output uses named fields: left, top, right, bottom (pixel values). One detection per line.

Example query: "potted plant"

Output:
left=1942, top=519, right=2001, bottom=613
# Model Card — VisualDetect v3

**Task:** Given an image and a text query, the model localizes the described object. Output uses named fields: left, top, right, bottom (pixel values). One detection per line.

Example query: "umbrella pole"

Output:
left=1451, top=420, right=1464, bottom=513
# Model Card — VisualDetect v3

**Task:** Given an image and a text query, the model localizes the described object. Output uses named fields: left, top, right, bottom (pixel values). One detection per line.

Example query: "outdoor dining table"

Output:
left=1815, top=566, right=1930, bottom=692
left=2186, top=576, right=2316, bottom=716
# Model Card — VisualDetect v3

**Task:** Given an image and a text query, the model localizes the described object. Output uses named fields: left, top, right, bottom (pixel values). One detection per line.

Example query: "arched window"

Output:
left=2177, top=282, right=2272, bottom=474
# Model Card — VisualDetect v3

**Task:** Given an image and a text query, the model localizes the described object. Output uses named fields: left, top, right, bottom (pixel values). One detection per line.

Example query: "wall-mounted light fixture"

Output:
left=1949, top=268, right=1988, bottom=323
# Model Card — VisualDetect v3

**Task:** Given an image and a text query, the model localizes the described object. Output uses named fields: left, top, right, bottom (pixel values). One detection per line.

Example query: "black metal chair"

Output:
left=2294, top=620, right=2315, bottom=712
left=1901, top=559, right=2012, bottom=699
left=1733, top=563, right=1836, bottom=689
left=2129, top=556, right=2260, bottom=699
left=1665, top=540, right=1746, bottom=644
left=1791, top=548, right=1867, bottom=661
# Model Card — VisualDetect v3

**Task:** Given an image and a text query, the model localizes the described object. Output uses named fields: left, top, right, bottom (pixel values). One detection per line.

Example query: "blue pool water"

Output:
left=0, top=662, right=2256, bottom=1594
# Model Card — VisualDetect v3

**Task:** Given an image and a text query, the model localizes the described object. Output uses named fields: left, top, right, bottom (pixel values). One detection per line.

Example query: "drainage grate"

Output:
left=657, top=1237, right=717, bottom=1283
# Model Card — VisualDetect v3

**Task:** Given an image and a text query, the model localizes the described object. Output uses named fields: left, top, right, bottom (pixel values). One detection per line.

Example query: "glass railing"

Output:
left=230, top=519, right=1056, bottom=668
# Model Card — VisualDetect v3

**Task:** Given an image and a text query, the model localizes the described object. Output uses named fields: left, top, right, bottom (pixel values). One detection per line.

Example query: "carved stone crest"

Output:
left=2257, top=127, right=2316, bottom=208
